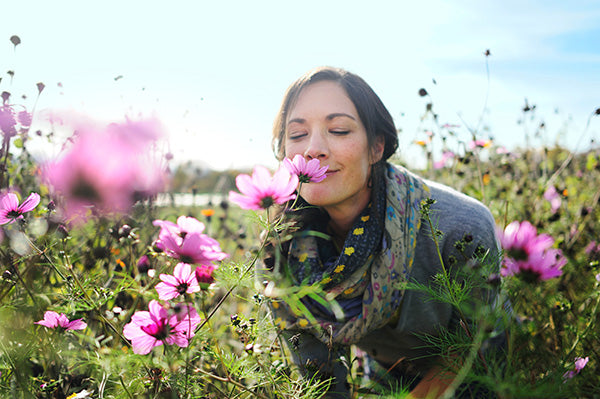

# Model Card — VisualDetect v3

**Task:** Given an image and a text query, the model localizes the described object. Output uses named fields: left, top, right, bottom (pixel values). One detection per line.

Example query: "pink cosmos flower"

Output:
left=498, top=221, right=566, bottom=282
left=195, top=264, right=216, bottom=289
left=123, top=300, right=201, bottom=355
left=468, top=139, right=493, bottom=150
left=153, top=216, right=206, bottom=240
left=543, top=186, right=561, bottom=214
left=433, top=151, right=455, bottom=170
left=17, top=110, right=32, bottom=127
left=42, top=119, right=167, bottom=222
left=496, top=146, right=510, bottom=155
left=155, top=263, right=200, bottom=300
left=575, top=356, right=589, bottom=371
left=156, top=232, right=226, bottom=266
left=563, top=356, right=589, bottom=379
left=283, top=154, right=329, bottom=183
left=0, top=104, right=18, bottom=137
left=229, top=165, right=298, bottom=210
left=153, top=216, right=227, bottom=266
left=0, top=192, right=40, bottom=225
left=35, top=311, right=87, bottom=331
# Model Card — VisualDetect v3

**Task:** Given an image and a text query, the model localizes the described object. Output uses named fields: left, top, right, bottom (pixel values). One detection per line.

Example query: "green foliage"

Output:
left=1, top=59, right=599, bottom=398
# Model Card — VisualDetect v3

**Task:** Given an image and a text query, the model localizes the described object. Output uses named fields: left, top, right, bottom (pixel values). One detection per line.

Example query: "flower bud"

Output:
left=118, top=224, right=132, bottom=237
left=137, top=255, right=151, bottom=274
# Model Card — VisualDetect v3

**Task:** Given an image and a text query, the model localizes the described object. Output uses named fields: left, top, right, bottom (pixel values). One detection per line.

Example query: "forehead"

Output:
left=287, top=81, right=358, bottom=121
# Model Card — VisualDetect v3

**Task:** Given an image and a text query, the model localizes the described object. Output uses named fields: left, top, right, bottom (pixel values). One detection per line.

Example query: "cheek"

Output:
left=284, top=141, right=301, bottom=158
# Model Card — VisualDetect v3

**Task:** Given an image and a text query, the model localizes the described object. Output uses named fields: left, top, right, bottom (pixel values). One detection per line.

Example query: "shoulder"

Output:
left=420, top=178, right=499, bottom=254
left=426, top=179, right=495, bottom=227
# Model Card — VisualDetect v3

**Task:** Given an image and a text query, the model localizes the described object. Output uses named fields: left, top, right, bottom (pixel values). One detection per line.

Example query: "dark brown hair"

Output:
left=272, top=66, right=399, bottom=162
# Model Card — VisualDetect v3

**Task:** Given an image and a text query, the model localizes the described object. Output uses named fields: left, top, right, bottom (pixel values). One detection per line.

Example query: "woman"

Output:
left=263, top=66, right=502, bottom=398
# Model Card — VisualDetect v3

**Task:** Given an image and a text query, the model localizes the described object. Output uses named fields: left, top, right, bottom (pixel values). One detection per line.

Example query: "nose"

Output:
left=304, top=131, right=329, bottom=160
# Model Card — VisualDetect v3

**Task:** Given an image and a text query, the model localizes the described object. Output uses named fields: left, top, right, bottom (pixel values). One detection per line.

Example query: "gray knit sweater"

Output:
left=279, top=177, right=501, bottom=396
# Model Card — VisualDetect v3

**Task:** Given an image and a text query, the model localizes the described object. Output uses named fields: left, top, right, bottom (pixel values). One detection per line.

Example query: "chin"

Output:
left=300, top=186, right=333, bottom=207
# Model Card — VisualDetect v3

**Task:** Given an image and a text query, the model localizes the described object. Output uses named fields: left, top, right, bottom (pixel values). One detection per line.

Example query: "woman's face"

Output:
left=284, top=80, right=383, bottom=213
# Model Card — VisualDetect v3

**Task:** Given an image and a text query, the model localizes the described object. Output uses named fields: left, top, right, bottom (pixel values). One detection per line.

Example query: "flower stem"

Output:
left=196, top=238, right=267, bottom=332
left=195, top=368, right=269, bottom=399
left=119, top=374, right=135, bottom=399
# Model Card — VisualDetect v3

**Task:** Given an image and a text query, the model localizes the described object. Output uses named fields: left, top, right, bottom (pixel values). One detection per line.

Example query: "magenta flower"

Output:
left=229, top=165, right=298, bottom=210
left=156, top=233, right=226, bottom=266
left=123, top=300, right=201, bottom=355
left=42, top=119, right=167, bottom=222
left=468, top=139, right=492, bottom=150
left=563, top=356, right=589, bottom=379
left=153, top=216, right=207, bottom=240
left=35, top=311, right=87, bottom=331
left=0, top=192, right=40, bottom=225
left=433, top=151, right=455, bottom=170
left=543, top=186, right=561, bottom=214
left=17, top=110, right=32, bottom=127
left=283, top=154, right=328, bottom=183
left=156, top=263, right=200, bottom=300
left=0, top=104, right=18, bottom=137
left=153, top=216, right=227, bottom=266
left=195, top=264, right=216, bottom=289
left=498, top=221, right=566, bottom=282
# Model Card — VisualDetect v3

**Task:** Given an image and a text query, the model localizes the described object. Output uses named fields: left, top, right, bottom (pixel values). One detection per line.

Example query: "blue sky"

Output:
left=2, top=0, right=599, bottom=170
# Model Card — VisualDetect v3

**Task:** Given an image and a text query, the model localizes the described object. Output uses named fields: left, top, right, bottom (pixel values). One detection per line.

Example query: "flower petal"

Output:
left=35, top=311, right=60, bottom=328
left=0, top=193, right=19, bottom=212
left=65, top=319, right=87, bottom=330
left=17, top=192, right=40, bottom=213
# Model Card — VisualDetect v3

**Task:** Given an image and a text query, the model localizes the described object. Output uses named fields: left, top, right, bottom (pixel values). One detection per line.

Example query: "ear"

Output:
left=370, top=136, right=385, bottom=164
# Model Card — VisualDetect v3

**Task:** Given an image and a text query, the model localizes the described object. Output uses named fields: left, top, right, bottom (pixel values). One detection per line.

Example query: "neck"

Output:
left=325, top=187, right=372, bottom=239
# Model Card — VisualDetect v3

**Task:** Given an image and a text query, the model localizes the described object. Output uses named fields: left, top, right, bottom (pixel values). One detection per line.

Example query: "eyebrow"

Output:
left=287, top=113, right=357, bottom=126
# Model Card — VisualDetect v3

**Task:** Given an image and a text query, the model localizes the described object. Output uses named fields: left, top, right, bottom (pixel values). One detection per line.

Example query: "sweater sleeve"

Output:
left=278, top=328, right=351, bottom=398
left=428, top=180, right=505, bottom=343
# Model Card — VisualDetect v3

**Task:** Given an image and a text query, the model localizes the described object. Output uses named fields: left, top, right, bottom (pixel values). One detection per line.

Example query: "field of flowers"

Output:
left=1, top=36, right=599, bottom=398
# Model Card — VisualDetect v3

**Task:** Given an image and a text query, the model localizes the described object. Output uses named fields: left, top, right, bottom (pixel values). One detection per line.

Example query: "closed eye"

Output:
left=330, top=130, right=350, bottom=135
left=288, top=132, right=307, bottom=140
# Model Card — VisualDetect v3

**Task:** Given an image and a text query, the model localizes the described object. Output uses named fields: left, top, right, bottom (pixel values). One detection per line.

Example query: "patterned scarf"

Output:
left=269, top=164, right=430, bottom=345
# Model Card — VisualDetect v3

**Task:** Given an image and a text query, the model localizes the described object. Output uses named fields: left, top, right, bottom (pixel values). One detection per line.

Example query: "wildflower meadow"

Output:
left=1, top=36, right=599, bottom=398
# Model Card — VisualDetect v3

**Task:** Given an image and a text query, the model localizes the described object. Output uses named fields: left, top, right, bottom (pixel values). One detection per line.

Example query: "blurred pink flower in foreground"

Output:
left=153, top=216, right=227, bottom=266
left=563, top=356, right=589, bottom=379
left=229, top=165, right=298, bottom=210
left=42, top=119, right=167, bottom=222
left=195, top=264, right=216, bottom=289
left=498, top=221, right=566, bottom=282
left=123, top=300, right=201, bottom=355
left=433, top=151, right=455, bottom=170
left=543, top=186, right=562, bottom=214
left=156, top=263, right=200, bottom=300
left=283, top=154, right=328, bottom=183
left=0, top=192, right=40, bottom=225
left=35, top=311, right=87, bottom=331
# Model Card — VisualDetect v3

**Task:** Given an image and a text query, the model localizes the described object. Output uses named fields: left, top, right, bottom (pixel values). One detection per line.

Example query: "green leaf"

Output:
left=14, top=138, right=23, bottom=148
